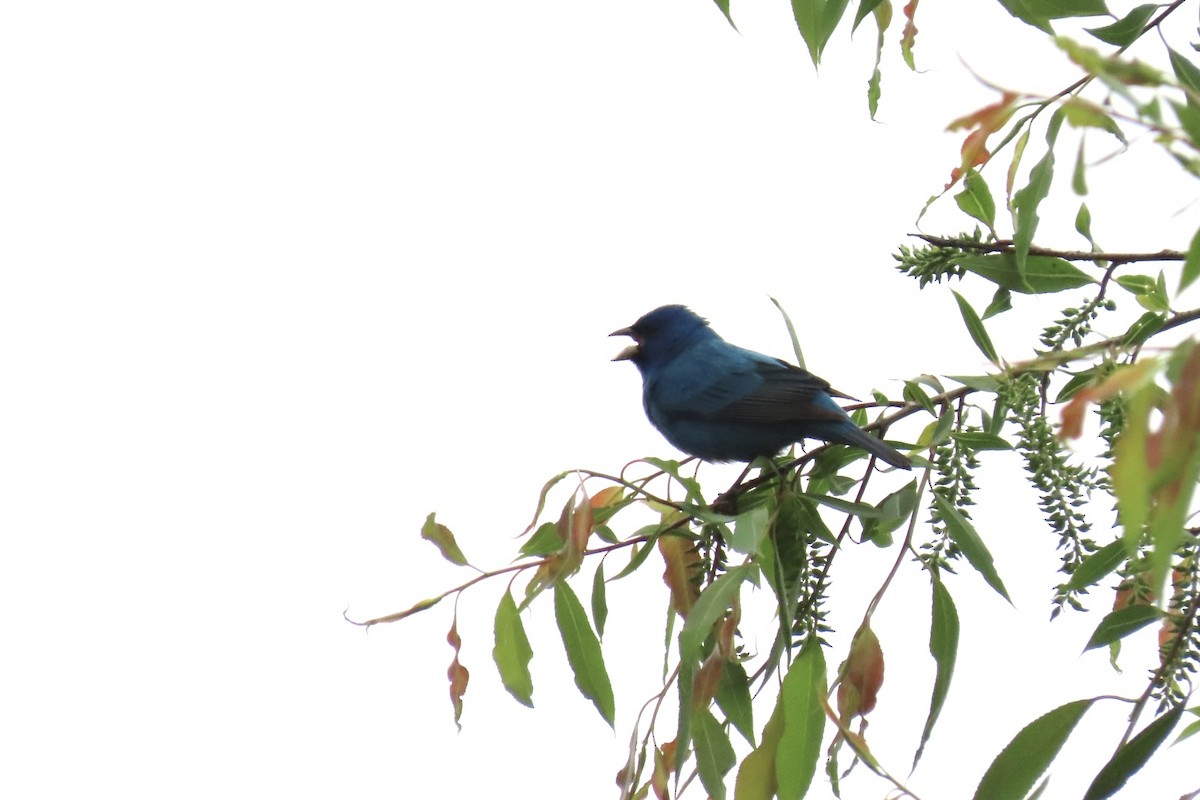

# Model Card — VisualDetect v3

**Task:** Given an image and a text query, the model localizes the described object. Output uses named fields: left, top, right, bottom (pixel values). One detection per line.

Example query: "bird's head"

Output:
left=610, top=304, right=714, bottom=372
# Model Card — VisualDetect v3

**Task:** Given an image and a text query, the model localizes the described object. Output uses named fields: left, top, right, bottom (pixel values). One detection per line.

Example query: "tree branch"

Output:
left=913, top=233, right=1186, bottom=265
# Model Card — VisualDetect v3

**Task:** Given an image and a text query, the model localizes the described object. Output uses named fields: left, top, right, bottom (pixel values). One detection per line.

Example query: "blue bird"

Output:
left=611, top=305, right=911, bottom=470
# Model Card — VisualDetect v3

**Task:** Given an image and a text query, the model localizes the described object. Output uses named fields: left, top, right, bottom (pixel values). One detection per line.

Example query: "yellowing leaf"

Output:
left=837, top=622, right=885, bottom=721
left=659, top=534, right=702, bottom=618
left=421, top=512, right=469, bottom=566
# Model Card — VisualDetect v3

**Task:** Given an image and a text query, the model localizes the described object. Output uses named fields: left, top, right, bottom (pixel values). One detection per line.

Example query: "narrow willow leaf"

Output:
left=949, top=374, right=1003, bottom=392
left=680, top=565, right=756, bottom=665
left=694, top=709, right=737, bottom=800
left=1086, top=4, right=1155, bottom=47
left=493, top=590, right=534, bottom=707
left=729, top=505, right=770, bottom=555
left=609, top=526, right=663, bottom=581
left=865, top=1, right=890, bottom=118
left=953, top=291, right=1000, bottom=365
left=1083, top=604, right=1161, bottom=650
left=1076, top=202, right=1093, bottom=242
left=1112, top=382, right=1154, bottom=555
left=421, top=512, right=469, bottom=566
left=554, top=581, right=615, bottom=726
left=982, top=286, right=1012, bottom=319
left=972, top=699, right=1094, bottom=800
left=1121, top=311, right=1165, bottom=347
left=710, top=0, right=737, bottom=29
left=735, top=703, right=783, bottom=800
left=934, top=491, right=1012, bottom=602
left=956, top=253, right=1094, bottom=294
left=1064, top=539, right=1126, bottom=592
left=770, top=296, right=806, bottom=370
left=1012, top=145, right=1056, bottom=271
left=955, top=169, right=996, bottom=229
left=861, top=479, right=919, bottom=546
left=716, top=660, right=755, bottom=746
left=792, top=0, right=851, bottom=66
left=776, top=638, right=826, bottom=800
left=914, top=578, right=959, bottom=770
left=951, top=431, right=1013, bottom=451
left=1072, top=137, right=1088, bottom=195
left=1083, top=704, right=1185, bottom=800
left=520, top=521, right=564, bottom=557
left=1175, top=713, right=1200, bottom=745
left=854, top=0, right=887, bottom=29
left=1181, top=226, right=1200, bottom=291
left=591, top=562, right=608, bottom=639
left=1169, top=47, right=1200, bottom=106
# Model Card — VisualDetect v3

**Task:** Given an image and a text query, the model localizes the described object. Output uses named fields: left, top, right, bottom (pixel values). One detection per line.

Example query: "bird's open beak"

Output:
left=610, top=327, right=639, bottom=362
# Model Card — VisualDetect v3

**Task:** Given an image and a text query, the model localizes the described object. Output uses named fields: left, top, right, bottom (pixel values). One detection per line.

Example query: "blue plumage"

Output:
left=612, top=305, right=910, bottom=469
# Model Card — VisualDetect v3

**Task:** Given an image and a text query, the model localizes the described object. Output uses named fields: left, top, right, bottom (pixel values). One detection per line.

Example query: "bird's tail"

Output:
left=846, top=427, right=911, bottom=470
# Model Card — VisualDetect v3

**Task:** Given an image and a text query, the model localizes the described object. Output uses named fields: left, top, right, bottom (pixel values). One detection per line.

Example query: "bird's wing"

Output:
left=657, top=341, right=850, bottom=425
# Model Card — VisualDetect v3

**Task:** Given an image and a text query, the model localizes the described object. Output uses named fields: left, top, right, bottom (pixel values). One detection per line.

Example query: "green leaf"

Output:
left=1112, top=381, right=1154, bottom=555
left=680, top=565, right=756, bottom=665
left=1083, top=604, right=1161, bottom=650
left=1121, top=312, right=1166, bottom=347
left=1170, top=47, right=1200, bottom=106
left=951, top=431, right=1014, bottom=451
left=1083, top=703, right=1185, bottom=800
left=591, top=562, right=608, bottom=639
left=1012, top=144, right=1056, bottom=271
left=952, top=291, right=1000, bottom=365
left=914, top=577, right=959, bottom=770
left=1181, top=226, right=1200, bottom=291
left=554, top=581, right=615, bottom=726
left=1086, top=4, right=1155, bottom=47
left=982, top=286, right=1013, bottom=319
left=1063, top=539, right=1126, bottom=592
left=421, top=512, right=469, bottom=566
left=861, top=479, right=919, bottom=546
left=792, top=0, right=851, bottom=66
left=520, top=521, right=564, bottom=557
left=1076, top=202, right=1094, bottom=242
left=608, top=526, right=664, bottom=581
left=957, top=253, right=1095, bottom=294
left=853, top=0, right=887, bottom=30
left=955, top=168, right=996, bottom=229
left=716, top=659, right=755, bottom=746
left=934, top=491, right=1012, bottom=602
left=1072, top=138, right=1089, bottom=195
left=694, top=709, right=738, bottom=800
left=948, top=374, right=1004, bottom=392
left=776, top=638, right=826, bottom=800
left=493, top=590, right=535, bottom=707
left=729, top=505, right=771, bottom=555
left=710, top=0, right=737, bottom=29
left=735, top=702, right=783, bottom=800
left=770, top=296, right=806, bottom=370
left=972, top=699, right=1095, bottom=800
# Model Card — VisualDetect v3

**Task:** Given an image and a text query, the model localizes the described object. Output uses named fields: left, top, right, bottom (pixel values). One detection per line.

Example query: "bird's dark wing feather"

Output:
left=657, top=341, right=850, bottom=425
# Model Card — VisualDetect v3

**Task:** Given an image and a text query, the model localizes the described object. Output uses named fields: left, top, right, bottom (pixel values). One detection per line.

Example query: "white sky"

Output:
left=3, top=1, right=1199, bottom=798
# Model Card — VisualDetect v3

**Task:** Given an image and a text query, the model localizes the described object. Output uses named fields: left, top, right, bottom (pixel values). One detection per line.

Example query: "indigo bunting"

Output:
left=611, top=305, right=911, bottom=470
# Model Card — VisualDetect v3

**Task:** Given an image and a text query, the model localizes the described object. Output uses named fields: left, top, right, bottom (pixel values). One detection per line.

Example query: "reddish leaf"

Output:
left=900, top=0, right=919, bottom=69
left=692, top=651, right=726, bottom=711
left=659, top=535, right=701, bottom=618
left=1060, top=361, right=1157, bottom=440
left=945, top=92, right=1019, bottom=189
left=837, top=622, right=885, bottom=722
left=590, top=485, right=624, bottom=510
left=447, top=617, right=469, bottom=730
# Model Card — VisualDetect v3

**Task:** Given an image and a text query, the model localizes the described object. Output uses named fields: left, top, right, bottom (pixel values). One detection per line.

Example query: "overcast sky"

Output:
left=4, top=1, right=1199, bottom=798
